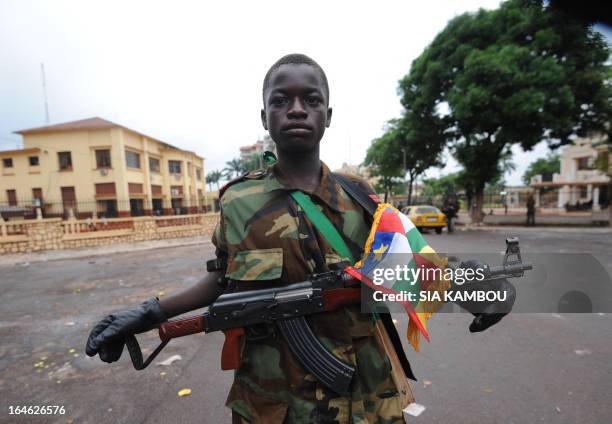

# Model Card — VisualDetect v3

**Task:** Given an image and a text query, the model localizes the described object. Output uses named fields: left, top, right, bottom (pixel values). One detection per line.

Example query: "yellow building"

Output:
left=0, top=117, right=205, bottom=218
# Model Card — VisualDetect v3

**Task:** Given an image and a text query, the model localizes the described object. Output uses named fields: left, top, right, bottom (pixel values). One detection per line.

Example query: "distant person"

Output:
left=526, top=194, right=536, bottom=226
left=442, top=191, right=459, bottom=232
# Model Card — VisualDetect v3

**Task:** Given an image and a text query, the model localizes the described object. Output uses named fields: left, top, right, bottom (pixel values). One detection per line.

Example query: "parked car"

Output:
left=401, top=205, right=447, bottom=234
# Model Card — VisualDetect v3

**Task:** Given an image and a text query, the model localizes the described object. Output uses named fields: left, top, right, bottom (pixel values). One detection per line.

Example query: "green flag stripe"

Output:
left=407, top=227, right=428, bottom=253
left=390, top=258, right=421, bottom=308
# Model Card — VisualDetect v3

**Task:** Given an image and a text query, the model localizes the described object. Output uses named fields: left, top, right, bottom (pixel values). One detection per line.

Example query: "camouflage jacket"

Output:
left=212, top=162, right=404, bottom=424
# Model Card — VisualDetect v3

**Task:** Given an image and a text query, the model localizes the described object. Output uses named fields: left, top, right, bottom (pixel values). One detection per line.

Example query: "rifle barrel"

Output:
left=488, top=262, right=533, bottom=278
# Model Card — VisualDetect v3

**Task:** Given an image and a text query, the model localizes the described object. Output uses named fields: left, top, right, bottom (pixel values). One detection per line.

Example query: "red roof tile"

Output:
left=15, top=117, right=117, bottom=134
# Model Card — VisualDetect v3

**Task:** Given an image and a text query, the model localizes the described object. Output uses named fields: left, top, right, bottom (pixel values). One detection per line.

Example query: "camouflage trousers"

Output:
left=226, top=312, right=405, bottom=424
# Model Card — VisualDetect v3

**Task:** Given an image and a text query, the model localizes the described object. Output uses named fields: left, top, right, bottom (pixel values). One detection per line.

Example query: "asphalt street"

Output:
left=0, top=228, right=611, bottom=423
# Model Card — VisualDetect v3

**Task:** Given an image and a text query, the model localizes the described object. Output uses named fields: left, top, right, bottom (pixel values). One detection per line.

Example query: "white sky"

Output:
left=0, top=1, right=608, bottom=185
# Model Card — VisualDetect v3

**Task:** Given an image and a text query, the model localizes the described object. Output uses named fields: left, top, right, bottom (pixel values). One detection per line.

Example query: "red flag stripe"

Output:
left=376, top=209, right=406, bottom=234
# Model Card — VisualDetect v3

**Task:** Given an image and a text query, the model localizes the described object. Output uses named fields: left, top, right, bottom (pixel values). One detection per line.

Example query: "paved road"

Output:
left=0, top=228, right=611, bottom=423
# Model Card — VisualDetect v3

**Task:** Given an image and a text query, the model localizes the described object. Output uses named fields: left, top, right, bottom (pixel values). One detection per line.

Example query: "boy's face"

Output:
left=261, top=64, right=332, bottom=154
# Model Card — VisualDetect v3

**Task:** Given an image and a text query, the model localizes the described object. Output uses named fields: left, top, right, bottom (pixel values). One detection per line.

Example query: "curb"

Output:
left=0, top=237, right=211, bottom=267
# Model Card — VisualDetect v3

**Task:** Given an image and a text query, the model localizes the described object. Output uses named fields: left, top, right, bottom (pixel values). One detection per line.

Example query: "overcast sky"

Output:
left=0, top=1, right=609, bottom=185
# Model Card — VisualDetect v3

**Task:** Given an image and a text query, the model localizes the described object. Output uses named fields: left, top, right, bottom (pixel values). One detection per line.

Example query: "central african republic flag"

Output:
left=344, top=203, right=450, bottom=351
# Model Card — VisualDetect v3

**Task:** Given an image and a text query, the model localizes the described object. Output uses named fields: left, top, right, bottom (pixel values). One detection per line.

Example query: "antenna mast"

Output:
left=41, top=62, right=50, bottom=123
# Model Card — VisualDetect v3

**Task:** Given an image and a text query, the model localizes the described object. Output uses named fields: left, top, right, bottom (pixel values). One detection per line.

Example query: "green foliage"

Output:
left=422, top=172, right=463, bottom=199
left=363, top=126, right=405, bottom=200
left=364, top=118, right=444, bottom=201
left=206, top=170, right=223, bottom=191
left=522, top=153, right=560, bottom=184
left=595, top=151, right=609, bottom=175
left=398, top=0, right=611, bottom=220
left=241, top=153, right=262, bottom=173
left=223, top=158, right=243, bottom=180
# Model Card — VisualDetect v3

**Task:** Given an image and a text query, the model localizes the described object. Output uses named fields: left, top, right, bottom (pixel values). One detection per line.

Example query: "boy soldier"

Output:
left=87, top=53, right=404, bottom=423
left=86, top=54, right=512, bottom=423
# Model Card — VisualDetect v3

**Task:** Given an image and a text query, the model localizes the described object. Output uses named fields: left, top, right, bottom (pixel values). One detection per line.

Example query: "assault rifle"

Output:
left=125, top=268, right=362, bottom=395
left=124, top=238, right=532, bottom=395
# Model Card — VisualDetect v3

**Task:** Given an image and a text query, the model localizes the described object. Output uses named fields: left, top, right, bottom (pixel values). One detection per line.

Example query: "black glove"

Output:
left=449, top=259, right=516, bottom=333
left=85, top=298, right=166, bottom=363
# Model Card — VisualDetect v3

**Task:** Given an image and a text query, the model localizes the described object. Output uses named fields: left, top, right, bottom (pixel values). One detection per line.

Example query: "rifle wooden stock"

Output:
left=159, top=315, right=206, bottom=342
left=220, top=328, right=245, bottom=370
left=322, top=287, right=361, bottom=311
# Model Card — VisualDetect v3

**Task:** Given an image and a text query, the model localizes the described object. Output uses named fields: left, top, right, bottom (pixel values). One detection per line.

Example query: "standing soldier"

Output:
left=442, top=191, right=459, bottom=233
left=86, top=54, right=407, bottom=423
left=86, top=54, right=513, bottom=423
left=526, top=193, right=536, bottom=226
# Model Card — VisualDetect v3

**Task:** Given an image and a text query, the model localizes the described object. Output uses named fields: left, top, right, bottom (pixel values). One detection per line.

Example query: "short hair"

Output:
left=262, top=53, right=329, bottom=105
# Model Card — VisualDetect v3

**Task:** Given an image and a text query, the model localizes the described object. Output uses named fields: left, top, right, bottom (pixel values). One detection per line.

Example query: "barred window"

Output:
left=96, top=149, right=111, bottom=168
left=126, top=150, right=141, bottom=169
left=58, top=152, right=72, bottom=171
left=169, top=160, right=181, bottom=174
left=149, top=157, right=160, bottom=173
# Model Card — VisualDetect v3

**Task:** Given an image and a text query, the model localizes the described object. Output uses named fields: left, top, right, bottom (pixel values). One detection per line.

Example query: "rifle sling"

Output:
left=290, top=190, right=355, bottom=264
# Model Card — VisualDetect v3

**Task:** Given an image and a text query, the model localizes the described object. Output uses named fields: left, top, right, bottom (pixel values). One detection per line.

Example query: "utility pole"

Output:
left=401, top=148, right=408, bottom=206
left=41, top=63, right=50, bottom=124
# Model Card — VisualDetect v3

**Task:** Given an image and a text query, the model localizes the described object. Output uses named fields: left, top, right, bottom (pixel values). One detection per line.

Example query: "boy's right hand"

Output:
left=85, top=298, right=167, bottom=363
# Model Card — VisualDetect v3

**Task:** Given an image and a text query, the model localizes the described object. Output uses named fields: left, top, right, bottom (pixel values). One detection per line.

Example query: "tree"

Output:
left=363, top=128, right=404, bottom=202
left=223, top=158, right=243, bottom=180
left=206, top=170, right=223, bottom=191
left=522, top=153, right=560, bottom=185
left=422, top=172, right=463, bottom=201
left=241, top=153, right=263, bottom=173
left=399, top=0, right=611, bottom=222
left=364, top=119, right=443, bottom=204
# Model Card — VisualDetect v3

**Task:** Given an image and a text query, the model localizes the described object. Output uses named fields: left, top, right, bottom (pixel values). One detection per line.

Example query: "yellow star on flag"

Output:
left=373, top=243, right=389, bottom=260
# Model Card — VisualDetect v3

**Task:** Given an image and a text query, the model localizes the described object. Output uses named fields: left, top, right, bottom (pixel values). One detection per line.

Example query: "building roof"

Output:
left=0, top=147, right=40, bottom=157
left=14, top=117, right=202, bottom=160
left=15, top=117, right=117, bottom=135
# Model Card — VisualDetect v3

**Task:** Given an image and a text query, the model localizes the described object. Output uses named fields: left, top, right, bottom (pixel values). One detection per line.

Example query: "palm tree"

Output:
left=206, top=170, right=223, bottom=191
left=223, top=158, right=243, bottom=180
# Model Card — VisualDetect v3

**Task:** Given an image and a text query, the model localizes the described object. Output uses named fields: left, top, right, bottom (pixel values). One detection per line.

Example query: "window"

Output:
left=196, top=168, right=202, bottom=180
left=171, top=185, right=183, bottom=196
left=97, top=199, right=118, bottom=218
left=29, top=156, right=39, bottom=166
left=58, top=152, right=72, bottom=171
left=61, top=187, right=76, bottom=217
left=580, top=186, right=588, bottom=198
left=3, top=158, right=13, bottom=168
left=6, top=189, right=17, bottom=206
left=149, top=157, right=160, bottom=173
left=128, top=183, right=143, bottom=194
left=130, top=199, right=145, bottom=217
left=152, top=198, right=163, bottom=215
left=576, top=157, right=591, bottom=170
left=169, top=160, right=181, bottom=174
left=151, top=184, right=162, bottom=196
left=125, top=150, right=141, bottom=169
left=95, top=149, right=111, bottom=168
left=32, top=188, right=43, bottom=206
left=416, top=207, right=441, bottom=214
left=95, top=183, right=116, bottom=196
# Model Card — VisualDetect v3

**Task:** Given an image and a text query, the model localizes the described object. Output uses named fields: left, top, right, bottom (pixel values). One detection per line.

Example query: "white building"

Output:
left=530, top=134, right=610, bottom=211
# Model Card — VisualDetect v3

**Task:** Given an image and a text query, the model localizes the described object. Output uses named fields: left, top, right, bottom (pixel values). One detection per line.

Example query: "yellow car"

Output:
left=402, top=205, right=447, bottom=234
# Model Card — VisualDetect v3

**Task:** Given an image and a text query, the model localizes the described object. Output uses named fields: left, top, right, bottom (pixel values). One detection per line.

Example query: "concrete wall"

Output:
left=0, top=213, right=218, bottom=254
